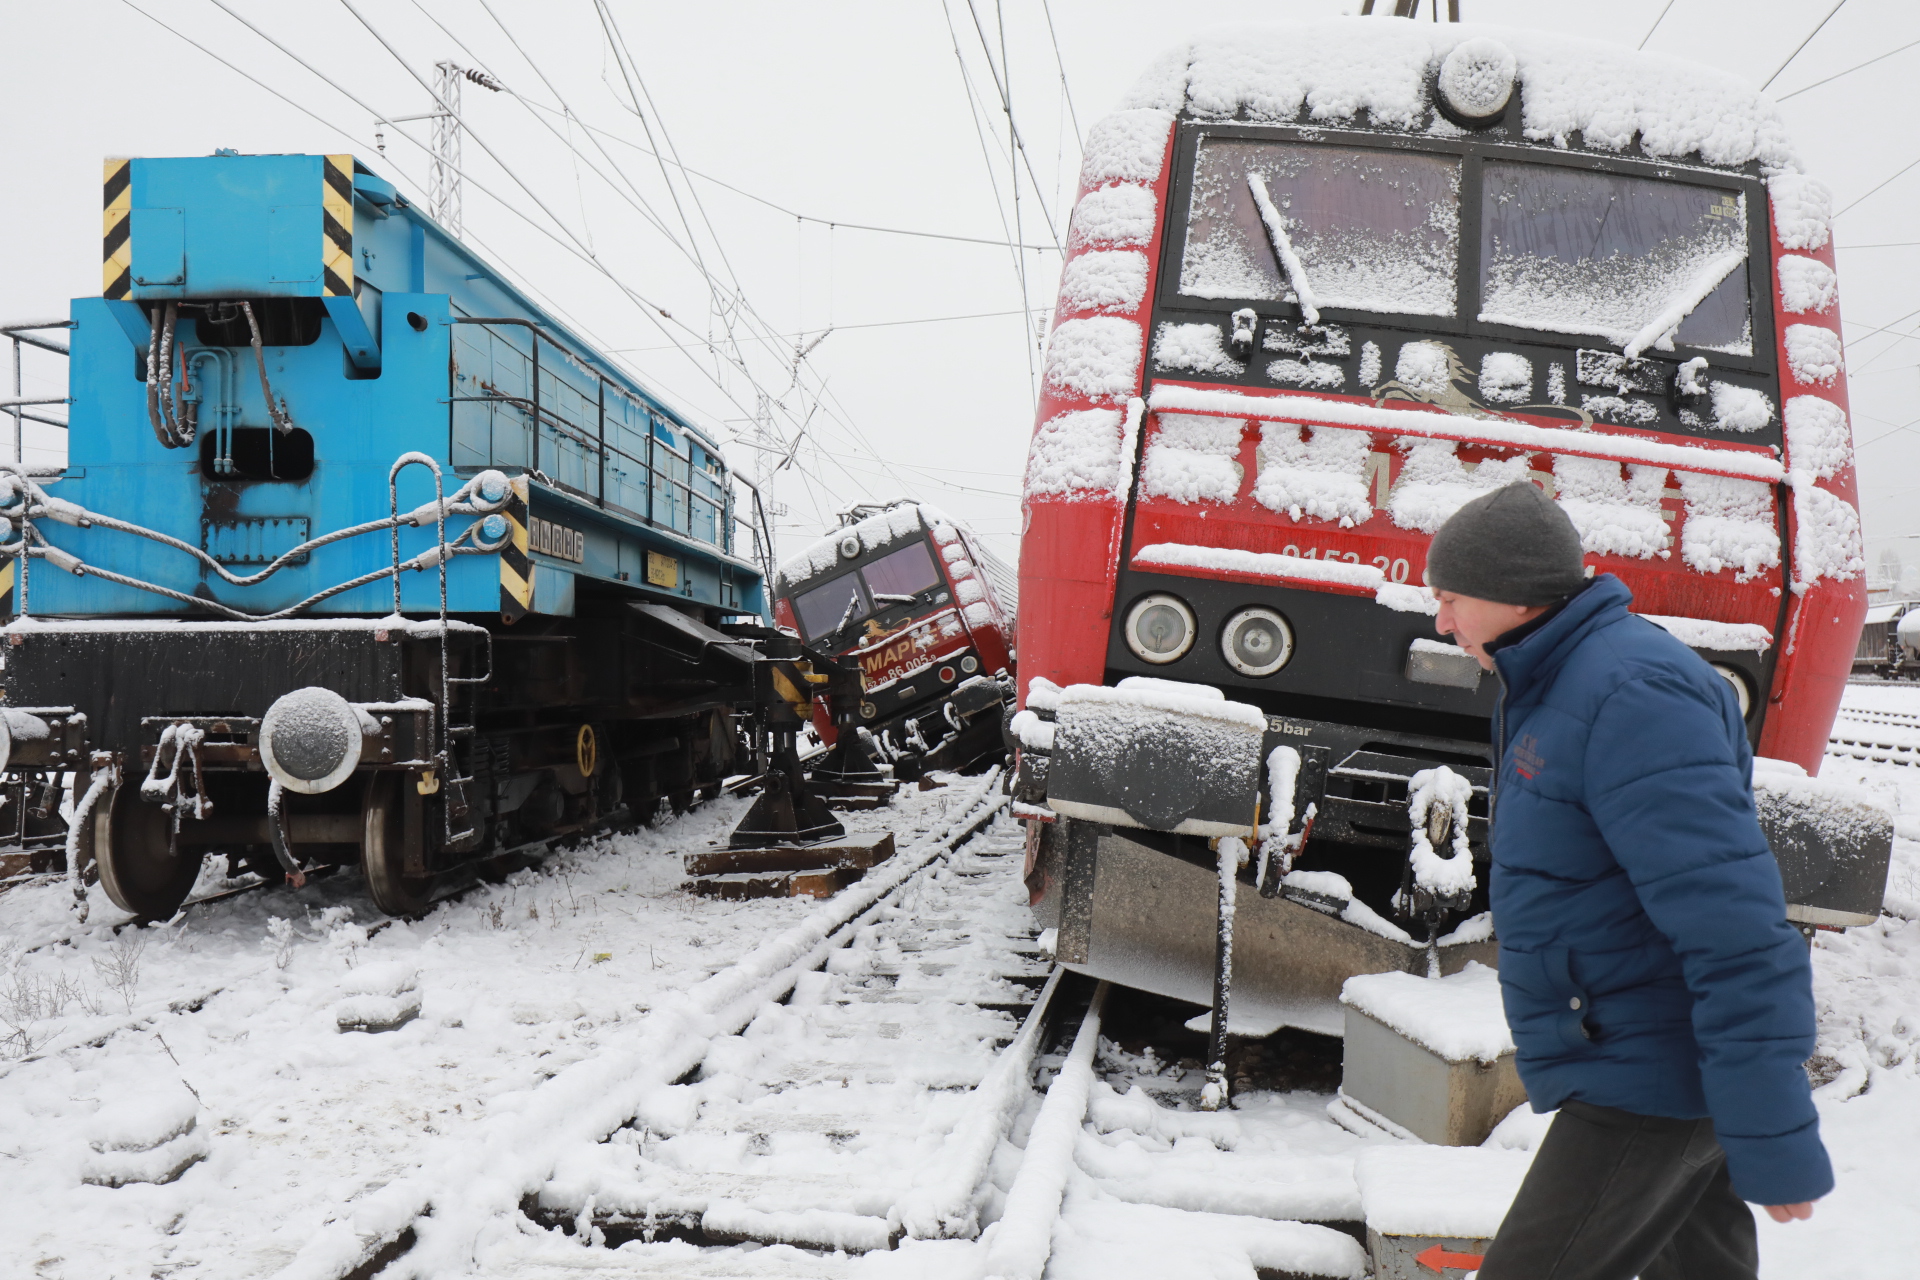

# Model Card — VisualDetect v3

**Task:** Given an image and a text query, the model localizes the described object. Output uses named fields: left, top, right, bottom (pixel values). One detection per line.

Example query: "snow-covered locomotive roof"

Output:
left=1113, top=19, right=1800, bottom=176
left=778, top=501, right=1019, bottom=614
left=778, top=502, right=967, bottom=588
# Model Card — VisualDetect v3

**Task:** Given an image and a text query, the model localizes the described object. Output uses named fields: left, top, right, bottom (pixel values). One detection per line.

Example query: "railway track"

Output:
left=1828, top=708, right=1920, bottom=767
left=270, top=768, right=1018, bottom=1280
left=279, top=786, right=1357, bottom=1277
left=273, top=761, right=1371, bottom=1280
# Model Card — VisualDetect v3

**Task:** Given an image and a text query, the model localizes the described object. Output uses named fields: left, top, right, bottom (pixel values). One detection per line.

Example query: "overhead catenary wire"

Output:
left=1839, top=304, right=1920, bottom=377
left=609, top=307, right=1047, bottom=353
left=962, top=0, right=1064, bottom=251
left=402, top=0, right=691, bottom=258
left=1758, top=0, right=1850, bottom=92
left=125, top=0, right=715, bottom=433
left=937, top=0, right=1043, bottom=410
left=1833, top=151, right=1920, bottom=219
left=990, top=0, right=1035, bottom=404
left=229, top=0, right=830, bottom=454
left=588, top=1, right=723, bottom=309
left=514, top=101, right=1060, bottom=249
left=1039, top=0, right=1083, bottom=146
left=501, top=0, right=939, bottom=511
left=1636, top=0, right=1678, bottom=50
left=134, top=2, right=1024, bottom=553
left=193, top=0, right=884, bottom=524
left=412, top=0, right=808, bottom=385
left=411, top=0, right=1062, bottom=532
left=1776, top=35, right=1920, bottom=101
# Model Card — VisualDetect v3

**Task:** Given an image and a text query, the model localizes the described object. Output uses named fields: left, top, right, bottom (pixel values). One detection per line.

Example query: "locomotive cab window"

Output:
left=1478, top=163, right=1751, bottom=354
left=791, top=539, right=948, bottom=641
left=1179, top=139, right=1462, bottom=317
left=862, top=541, right=941, bottom=603
left=793, top=572, right=871, bottom=642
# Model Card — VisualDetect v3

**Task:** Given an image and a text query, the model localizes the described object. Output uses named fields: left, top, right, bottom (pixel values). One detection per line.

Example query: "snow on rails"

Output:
left=1, top=699, right=1917, bottom=1277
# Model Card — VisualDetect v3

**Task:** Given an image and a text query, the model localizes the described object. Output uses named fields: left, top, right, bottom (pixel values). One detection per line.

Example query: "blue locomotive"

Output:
left=4, top=151, right=805, bottom=918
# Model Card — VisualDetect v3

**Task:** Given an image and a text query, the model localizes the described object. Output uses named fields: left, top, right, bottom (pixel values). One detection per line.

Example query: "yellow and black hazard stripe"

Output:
left=499, top=476, right=531, bottom=624
left=322, top=154, right=355, bottom=298
left=103, top=159, right=132, bottom=300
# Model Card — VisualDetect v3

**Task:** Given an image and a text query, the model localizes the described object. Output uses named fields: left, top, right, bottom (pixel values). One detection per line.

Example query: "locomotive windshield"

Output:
left=1176, top=135, right=1754, bottom=356
left=793, top=573, right=869, bottom=641
left=1180, top=140, right=1461, bottom=316
left=861, top=540, right=942, bottom=600
left=1479, top=164, right=1750, bottom=353
left=789, top=539, right=945, bottom=643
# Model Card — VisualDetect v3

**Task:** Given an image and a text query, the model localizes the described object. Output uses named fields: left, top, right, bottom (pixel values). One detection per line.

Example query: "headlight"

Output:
left=1124, top=594, right=1196, bottom=665
left=1221, top=607, right=1295, bottom=677
left=1710, top=663, right=1753, bottom=719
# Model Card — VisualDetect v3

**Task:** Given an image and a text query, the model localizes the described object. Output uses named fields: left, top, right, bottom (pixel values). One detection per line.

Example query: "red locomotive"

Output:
left=1015, top=20, right=1878, bottom=1037
left=773, top=502, right=1016, bottom=778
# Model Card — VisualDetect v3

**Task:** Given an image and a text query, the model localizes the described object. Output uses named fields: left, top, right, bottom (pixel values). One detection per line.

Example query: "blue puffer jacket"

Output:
left=1489, top=573, right=1832, bottom=1207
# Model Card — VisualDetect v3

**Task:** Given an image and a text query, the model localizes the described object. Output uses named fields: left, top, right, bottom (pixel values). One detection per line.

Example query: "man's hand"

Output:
left=1765, top=1202, right=1816, bottom=1223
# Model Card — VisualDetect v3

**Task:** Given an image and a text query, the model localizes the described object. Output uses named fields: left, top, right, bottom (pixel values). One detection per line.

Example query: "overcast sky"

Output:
left=3, top=0, right=1916, bottom=580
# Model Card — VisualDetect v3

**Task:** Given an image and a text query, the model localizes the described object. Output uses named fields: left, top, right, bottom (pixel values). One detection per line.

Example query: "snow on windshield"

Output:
left=1178, top=139, right=1459, bottom=317
left=1478, top=163, right=1751, bottom=354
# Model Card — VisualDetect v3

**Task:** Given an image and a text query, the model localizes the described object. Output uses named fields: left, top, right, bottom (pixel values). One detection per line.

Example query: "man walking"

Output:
left=1426, top=482, right=1830, bottom=1279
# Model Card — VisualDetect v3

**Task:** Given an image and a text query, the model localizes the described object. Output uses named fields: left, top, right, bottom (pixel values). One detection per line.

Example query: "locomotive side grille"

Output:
left=102, top=158, right=132, bottom=300
left=321, top=154, right=355, bottom=298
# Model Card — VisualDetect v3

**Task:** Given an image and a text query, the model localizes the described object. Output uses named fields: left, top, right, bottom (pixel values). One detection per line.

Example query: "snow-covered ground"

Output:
left=4, top=683, right=1920, bottom=1279
left=0, top=781, right=1001, bottom=1279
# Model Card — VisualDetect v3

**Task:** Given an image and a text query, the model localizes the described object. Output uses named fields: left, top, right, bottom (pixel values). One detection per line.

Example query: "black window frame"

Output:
left=791, top=570, right=873, bottom=644
left=1157, top=120, right=1777, bottom=377
left=782, top=532, right=957, bottom=648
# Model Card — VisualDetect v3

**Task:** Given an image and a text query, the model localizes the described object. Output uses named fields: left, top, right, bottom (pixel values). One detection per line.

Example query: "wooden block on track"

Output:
left=687, top=863, right=866, bottom=901
left=684, top=831, right=895, bottom=877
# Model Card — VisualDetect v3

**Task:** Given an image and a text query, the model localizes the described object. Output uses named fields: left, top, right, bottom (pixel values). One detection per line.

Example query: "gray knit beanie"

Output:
left=1425, top=481, right=1586, bottom=605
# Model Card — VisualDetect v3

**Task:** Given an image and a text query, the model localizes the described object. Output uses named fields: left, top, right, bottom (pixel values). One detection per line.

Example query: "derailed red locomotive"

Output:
left=773, top=502, right=1016, bottom=779
left=1014, top=21, right=1889, bottom=1043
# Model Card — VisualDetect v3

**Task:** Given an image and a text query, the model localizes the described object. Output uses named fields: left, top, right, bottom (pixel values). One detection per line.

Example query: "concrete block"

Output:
left=1339, top=964, right=1525, bottom=1146
left=1366, top=1229, right=1489, bottom=1279
left=1356, top=1146, right=1531, bottom=1280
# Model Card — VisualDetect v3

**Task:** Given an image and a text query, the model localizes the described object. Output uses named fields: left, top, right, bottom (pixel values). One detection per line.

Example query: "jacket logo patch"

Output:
left=1513, top=734, right=1546, bottom=779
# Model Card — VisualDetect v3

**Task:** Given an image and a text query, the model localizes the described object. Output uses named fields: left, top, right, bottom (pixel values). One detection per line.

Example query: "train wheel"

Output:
left=362, top=774, right=432, bottom=918
left=92, top=785, right=203, bottom=920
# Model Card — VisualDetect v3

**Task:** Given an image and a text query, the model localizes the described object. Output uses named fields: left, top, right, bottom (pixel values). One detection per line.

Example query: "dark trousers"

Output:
left=1477, top=1100, right=1758, bottom=1280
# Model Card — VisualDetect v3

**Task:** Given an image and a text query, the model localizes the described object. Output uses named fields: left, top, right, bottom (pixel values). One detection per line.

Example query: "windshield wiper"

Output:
left=1622, top=248, right=1747, bottom=359
left=835, top=594, right=863, bottom=632
left=1247, top=173, right=1321, bottom=326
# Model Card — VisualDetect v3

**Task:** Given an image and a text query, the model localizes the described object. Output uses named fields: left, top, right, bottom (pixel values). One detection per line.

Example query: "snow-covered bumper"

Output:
left=1753, top=759, right=1893, bottom=928
left=1020, top=677, right=1498, bottom=1035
